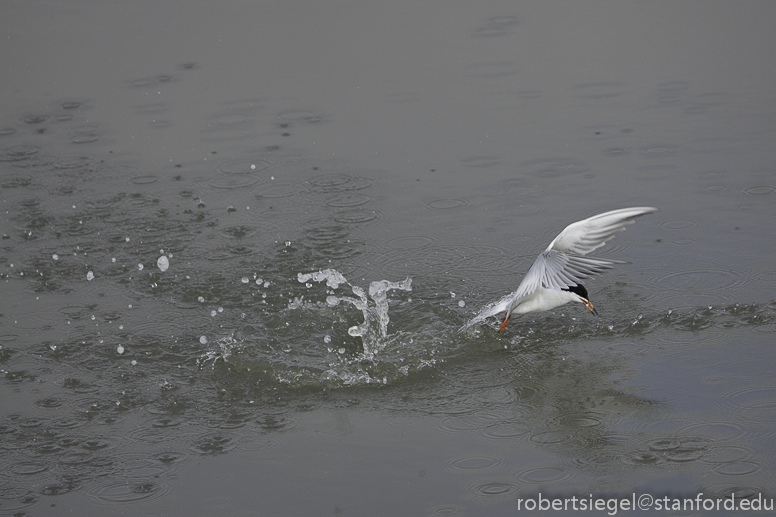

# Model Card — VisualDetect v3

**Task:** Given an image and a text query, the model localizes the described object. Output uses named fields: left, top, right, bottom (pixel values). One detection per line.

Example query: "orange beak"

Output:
left=582, top=298, right=598, bottom=316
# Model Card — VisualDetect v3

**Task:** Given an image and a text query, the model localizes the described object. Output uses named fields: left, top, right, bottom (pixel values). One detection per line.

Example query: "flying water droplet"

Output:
left=157, top=255, right=169, bottom=272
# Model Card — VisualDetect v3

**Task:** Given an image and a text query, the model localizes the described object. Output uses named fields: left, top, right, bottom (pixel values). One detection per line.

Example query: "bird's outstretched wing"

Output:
left=510, top=207, right=657, bottom=301
left=547, top=207, right=658, bottom=255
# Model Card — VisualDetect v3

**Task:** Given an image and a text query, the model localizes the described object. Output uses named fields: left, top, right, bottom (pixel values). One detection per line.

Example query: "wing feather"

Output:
left=547, top=207, right=658, bottom=255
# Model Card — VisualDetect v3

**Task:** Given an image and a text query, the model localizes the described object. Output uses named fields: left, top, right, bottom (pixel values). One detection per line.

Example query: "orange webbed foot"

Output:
left=498, top=313, right=510, bottom=332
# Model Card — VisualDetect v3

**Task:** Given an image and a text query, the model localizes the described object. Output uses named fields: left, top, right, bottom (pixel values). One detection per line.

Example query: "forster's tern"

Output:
left=463, top=207, right=658, bottom=332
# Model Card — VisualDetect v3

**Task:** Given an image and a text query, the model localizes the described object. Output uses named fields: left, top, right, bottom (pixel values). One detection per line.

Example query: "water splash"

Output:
left=297, top=269, right=412, bottom=357
left=459, top=291, right=515, bottom=333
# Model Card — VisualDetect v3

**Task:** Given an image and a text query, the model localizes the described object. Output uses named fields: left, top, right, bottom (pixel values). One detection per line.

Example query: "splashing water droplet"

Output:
left=300, top=269, right=411, bottom=358
left=157, top=255, right=169, bottom=272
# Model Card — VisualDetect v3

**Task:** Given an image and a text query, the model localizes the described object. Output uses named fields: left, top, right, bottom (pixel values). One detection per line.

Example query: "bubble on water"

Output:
left=137, top=263, right=144, bottom=271
left=131, top=360, right=137, bottom=366
left=250, top=164, right=256, bottom=170
left=326, top=296, right=339, bottom=307
left=52, top=254, right=59, bottom=261
left=125, top=237, right=130, bottom=242
left=86, top=271, right=94, bottom=281
left=450, top=291, right=456, bottom=298
left=198, top=296, right=205, bottom=303
left=263, top=281, right=270, bottom=288
left=200, top=336, right=208, bottom=345
left=211, top=310, right=217, bottom=317
left=218, top=307, right=223, bottom=313
left=458, top=300, right=466, bottom=307
left=116, top=345, right=125, bottom=355
left=157, top=255, right=169, bottom=272
left=111, top=257, right=116, bottom=263
left=324, top=335, right=331, bottom=344
left=338, top=348, right=346, bottom=354
left=241, top=277, right=249, bottom=284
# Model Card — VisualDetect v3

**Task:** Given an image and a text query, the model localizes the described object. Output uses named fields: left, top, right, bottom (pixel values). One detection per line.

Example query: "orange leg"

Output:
left=498, top=313, right=510, bottom=332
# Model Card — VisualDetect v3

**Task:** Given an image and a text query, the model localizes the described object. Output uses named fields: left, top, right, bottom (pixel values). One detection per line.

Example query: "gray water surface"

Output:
left=2, top=1, right=776, bottom=515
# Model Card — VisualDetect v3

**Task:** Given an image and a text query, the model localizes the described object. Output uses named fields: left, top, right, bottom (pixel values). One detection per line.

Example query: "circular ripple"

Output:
left=657, top=219, right=699, bottom=230
left=557, top=413, right=603, bottom=428
left=254, top=182, right=305, bottom=198
left=0, top=144, right=40, bottom=162
left=55, top=156, right=92, bottom=169
left=427, top=199, right=469, bottom=210
left=676, top=421, right=748, bottom=442
left=743, top=186, right=775, bottom=195
left=664, top=439, right=709, bottom=462
left=332, top=209, right=379, bottom=224
left=238, top=437, right=282, bottom=452
left=326, top=193, right=371, bottom=207
left=444, top=455, right=504, bottom=472
left=9, top=462, right=49, bottom=476
left=530, top=430, right=571, bottom=445
left=639, top=145, right=678, bottom=157
left=712, top=461, right=761, bottom=476
left=130, top=175, right=158, bottom=185
left=218, top=225, right=259, bottom=239
left=217, top=160, right=271, bottom=174
left=720, top=387, right=776, bottom=424
left=702, top=446, right=752, bottom=464
left=151, top=450, right=191, bottom=467
left=467, top=482, right=517, bottom=497
left=87, top=478, right=172, bottom=504
left=190, top=433, right=237, bottom=455
left=385, top=235, right=436, bottom=249
left=522, top=158, right=589, bottom=178
left=699, top=484, right=767, bottom=500
left=515, top=467, right=572, bottom=484
left=620, top=451, right=664, bottom=466
left=438, top=410, right=511, bottom=434
left=71, top=133, right=99, bottom=144
left=431, top=506, right=462, bottom=516
left=209, top=175, right=261, bottom=189
left=651, top=269, right=744, bottom=292
left=308, top=174, right=373, bottom=192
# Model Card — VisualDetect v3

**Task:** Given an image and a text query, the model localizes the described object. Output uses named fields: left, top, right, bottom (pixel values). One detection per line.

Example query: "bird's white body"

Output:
left=461, top=206, right=658, bottom=331
left=508, top=287, right=582, bottom=315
